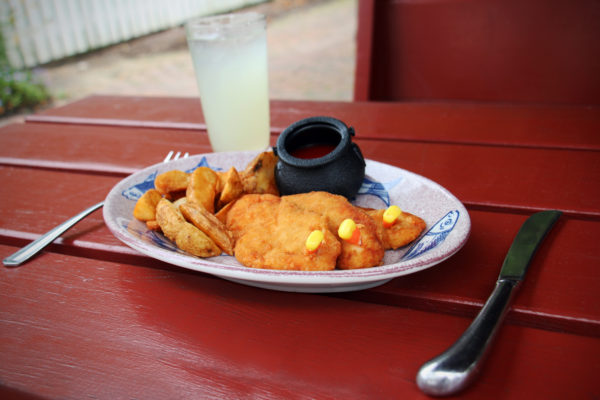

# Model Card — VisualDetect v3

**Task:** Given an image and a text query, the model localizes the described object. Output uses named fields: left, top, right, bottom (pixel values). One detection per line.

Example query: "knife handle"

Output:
left=416, top=279, right=519, bottom=396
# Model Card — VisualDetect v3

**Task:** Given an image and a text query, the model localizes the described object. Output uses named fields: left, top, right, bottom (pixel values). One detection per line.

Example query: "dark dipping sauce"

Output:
left=289, top=143, right=337, bottom=159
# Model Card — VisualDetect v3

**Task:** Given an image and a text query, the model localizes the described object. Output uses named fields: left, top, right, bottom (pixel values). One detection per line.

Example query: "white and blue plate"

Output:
left=104, top=151, right=470, bottom=293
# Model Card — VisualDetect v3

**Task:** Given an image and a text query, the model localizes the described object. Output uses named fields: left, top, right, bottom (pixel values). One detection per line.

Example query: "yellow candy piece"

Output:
left=306, top=230, right=325, bottom=252
left=338, top=218, right=357, bottom=240
left=383, top=205, right=402, bottom=227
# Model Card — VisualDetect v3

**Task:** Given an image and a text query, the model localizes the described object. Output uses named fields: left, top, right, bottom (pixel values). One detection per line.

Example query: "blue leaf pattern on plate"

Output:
left=402, top=210, right=460, bottom=260
left=357, top=176, right=403, bottom=206
left=185, top=156, right=221, bottom=173
left=122, top=171, right=157, bottom=201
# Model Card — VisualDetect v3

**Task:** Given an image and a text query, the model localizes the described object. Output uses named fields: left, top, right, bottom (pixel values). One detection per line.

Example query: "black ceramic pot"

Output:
left=273, top=116, right=365, bottom=199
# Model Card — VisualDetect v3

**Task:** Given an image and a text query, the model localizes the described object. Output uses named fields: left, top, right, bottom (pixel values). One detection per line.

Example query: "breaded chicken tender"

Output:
left=364, top=208, right=427, bottom=250
left=283, top=192, right=385, bottom=269
left=225, top=194, right=280, bottom=240
left=227, top=192, right=383, bottom=270
left=226, top=194, right=341, bottom=270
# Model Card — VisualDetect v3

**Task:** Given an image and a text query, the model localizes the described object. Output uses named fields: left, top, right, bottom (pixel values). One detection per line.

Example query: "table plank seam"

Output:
left=0, top=157, right=137, bottom=176
left=25, top=115, right=600, bottom=152
left=328, top=292, right=600, bottom=338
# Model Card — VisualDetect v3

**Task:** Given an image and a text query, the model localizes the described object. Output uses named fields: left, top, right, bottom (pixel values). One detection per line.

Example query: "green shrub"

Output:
left=0, top=28, right=51, bottom=116
left=0, top=68, right=50, bottom=115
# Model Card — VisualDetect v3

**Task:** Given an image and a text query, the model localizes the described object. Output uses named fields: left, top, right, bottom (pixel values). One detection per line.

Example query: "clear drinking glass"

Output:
left=186, top=12, right=270, bottom=152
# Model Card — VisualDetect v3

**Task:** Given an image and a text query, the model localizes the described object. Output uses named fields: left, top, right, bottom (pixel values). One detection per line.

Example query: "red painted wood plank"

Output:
left=0, top=121, right=185, bottom=173
left=1, top=248, right=598, bottom=399
left=355, top=139, right=600, bottom=217
left=1, top=124, right=598, bottom=216
left=1, top=168, right=598, bottom=335
left=0, top=123, right=277, bottom=174
left=27, top=96, right=600, bottom=150
left=0, top=122, right=212, bottom=174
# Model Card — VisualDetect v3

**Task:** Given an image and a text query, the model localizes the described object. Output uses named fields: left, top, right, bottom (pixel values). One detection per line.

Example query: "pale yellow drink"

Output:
left=186, top=13, right=270, bottom=152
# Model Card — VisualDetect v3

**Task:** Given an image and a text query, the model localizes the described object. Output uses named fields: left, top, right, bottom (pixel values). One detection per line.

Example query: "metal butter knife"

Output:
left=416, top=210, right=562, bottom=396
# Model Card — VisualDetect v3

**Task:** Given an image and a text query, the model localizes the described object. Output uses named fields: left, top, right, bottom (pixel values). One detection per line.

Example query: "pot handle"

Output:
left=351, top=142, right=365, bottom=166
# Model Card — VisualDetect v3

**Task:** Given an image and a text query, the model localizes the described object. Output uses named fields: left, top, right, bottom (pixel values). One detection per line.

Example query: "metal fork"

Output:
left=3, top=151, right=189, bottom=267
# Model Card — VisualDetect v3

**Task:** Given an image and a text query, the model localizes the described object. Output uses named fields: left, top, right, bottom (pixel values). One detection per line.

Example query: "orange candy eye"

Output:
left=383, top=205, right=402, bottom=228
left=338, top=219, right=361, bottom=245
left=306, top=230, right=325, bottom=253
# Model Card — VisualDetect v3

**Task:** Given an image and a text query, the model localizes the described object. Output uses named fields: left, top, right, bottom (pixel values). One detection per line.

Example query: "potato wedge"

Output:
left=156, top=198, right=221, bottom=257
left=172, top=196, right=187, bottom=209
left=155, top=198, right=185, bottom=242
left=214, top=200, right=236, bottom=224
left=187, top=167, right=219, bottom=213
left=163, top=190, right=186, bottom=201
left=133, top=189, right=163, bottom=221
left=155, top=170, right=189, bottom=196
left=240, top=151, right=279, bottom=195
left=216, top=167, right=243, bottom=209
left=146, top=220, right=160, bottom=231
left=180, top=202, right=234, bottom=255
left=175, top=223, right=222, bottom=258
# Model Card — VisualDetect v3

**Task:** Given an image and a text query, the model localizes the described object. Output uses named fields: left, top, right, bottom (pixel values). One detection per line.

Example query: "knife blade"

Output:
left=416, top=210, right=561, bottom=396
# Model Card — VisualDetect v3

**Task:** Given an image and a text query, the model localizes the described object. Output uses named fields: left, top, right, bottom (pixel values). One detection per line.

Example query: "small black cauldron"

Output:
left=273, top=116, right=365, bottom=199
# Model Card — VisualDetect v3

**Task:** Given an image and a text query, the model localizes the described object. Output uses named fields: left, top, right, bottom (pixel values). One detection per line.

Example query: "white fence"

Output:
left=1, top=0, right=266, bottom=69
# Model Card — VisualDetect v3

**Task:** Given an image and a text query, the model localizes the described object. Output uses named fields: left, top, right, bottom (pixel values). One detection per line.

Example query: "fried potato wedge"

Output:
left=163, top=190, right=186, bottom=201
left=216, top=167, right=243, bottom=209
left=146, top=220, right=160, bottom=231
left=133, top=189, right=163, bottom=221
left=187, top=167, right=219, bottom=213
left=156, top=198, right=221, bottom=257
left=180, top=202, right=234, bottom=255
left=154, top=170, right=189, bottom=196
left=214, top=200, right=237, bottom=225
left=365, top=208, right=426, bottom=250
left=175, top=223, right=222, bottom=258
left=240, top=151, right=279, bottom=195
left=172, top=196, right=188, bottom=209
left=155, top=198, right=185, bottom=242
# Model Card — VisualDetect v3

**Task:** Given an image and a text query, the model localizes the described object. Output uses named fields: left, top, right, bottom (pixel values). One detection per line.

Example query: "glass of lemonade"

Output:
left=186, top=12, right=270, bottom=152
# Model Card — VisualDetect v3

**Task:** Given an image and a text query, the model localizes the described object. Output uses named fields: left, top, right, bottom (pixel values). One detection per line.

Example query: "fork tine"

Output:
left=163, top=151, right=174, bottom=163
left=163, top=151, right=189, bottom=163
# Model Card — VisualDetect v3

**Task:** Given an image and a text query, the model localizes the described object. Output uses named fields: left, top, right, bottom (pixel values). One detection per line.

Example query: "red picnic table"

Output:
left=0, top=95, right=598, bottom=399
